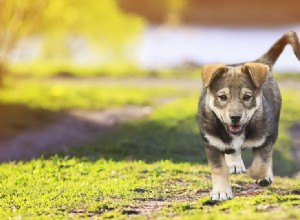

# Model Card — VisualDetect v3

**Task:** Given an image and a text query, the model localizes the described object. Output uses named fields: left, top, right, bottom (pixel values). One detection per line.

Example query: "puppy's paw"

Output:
left=228, top=163, right=246, bottom=174
left=225, top=154, right=246, bottom=174
left=210, top=189, right=233, bottom=201
left=255, top=177, right=273, bottom=187
left=247, top=163, right=273, bottom=187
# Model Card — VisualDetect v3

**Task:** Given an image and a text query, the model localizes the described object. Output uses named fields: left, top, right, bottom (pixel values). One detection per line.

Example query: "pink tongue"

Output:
left=229, top=125, right=241, bottom=132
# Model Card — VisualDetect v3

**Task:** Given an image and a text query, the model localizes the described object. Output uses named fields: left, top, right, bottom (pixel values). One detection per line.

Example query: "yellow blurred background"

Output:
left=1, top=0, right=300, bottom=83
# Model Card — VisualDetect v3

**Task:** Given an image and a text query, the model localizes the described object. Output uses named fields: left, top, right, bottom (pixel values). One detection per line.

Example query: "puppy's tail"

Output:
left=255, top=31, right=300, bottom=69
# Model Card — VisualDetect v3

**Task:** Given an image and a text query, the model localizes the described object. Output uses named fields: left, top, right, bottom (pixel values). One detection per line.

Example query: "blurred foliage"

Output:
left=0, top=0, right=44, bottom=59
left=0, top=0, right=144, bottom=67
left=40, top=0, right=144, bottom=60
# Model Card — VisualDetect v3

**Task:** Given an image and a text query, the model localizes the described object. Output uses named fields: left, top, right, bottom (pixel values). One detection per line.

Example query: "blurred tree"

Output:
left=0, top=0, right=144, bottom=86
left=166, top=0, right=187, bottom=25
left=0, top=0, right=46, bottom=86
left=118, top=0, right=187, bottom=26
left=40, top=0, right=144, bottom=61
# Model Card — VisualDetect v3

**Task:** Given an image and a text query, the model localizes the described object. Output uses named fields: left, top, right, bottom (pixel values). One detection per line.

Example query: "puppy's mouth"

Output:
left=227, top=124, right=243, bottom=135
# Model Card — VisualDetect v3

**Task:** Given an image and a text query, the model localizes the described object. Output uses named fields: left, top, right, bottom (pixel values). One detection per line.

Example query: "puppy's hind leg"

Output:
left=205, top=145, right=233, bottom=201
left=247, top=146, right=273, bottom=187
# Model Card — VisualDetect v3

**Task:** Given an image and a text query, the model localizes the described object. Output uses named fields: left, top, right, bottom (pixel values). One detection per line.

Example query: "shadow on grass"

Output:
left=0, top=103, right=296, bottom=176
left=67, top=116, right=207, bottom=164
left=66, top=115, right=296, bottom=176
left=0, top=103, right=62, bottom=161
left=0, top=103, right=59, bottom=141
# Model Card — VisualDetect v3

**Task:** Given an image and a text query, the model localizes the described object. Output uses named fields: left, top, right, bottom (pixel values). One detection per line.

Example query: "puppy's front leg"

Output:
left=247, top=145, right=273, bottom=187
left=225, top=149, right=246, bottom=174
left=205, top=145, right=233, bottom=201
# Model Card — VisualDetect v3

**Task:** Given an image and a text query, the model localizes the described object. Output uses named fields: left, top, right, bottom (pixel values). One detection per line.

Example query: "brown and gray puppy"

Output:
left=198, top=31, right=300, bottom=201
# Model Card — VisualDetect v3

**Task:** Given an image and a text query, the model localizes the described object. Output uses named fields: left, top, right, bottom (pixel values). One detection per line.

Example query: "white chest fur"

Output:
left=204, top=133, right=265, bottom=151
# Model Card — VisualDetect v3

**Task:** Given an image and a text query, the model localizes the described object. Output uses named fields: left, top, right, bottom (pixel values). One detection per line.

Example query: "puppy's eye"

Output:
left=243, top=94, right=252, bottom=101
left=218, top=95, right=228, bottom=101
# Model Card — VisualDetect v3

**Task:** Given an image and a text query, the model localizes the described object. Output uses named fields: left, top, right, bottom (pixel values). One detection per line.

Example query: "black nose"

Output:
left=230, top=115, right=241, bottom=123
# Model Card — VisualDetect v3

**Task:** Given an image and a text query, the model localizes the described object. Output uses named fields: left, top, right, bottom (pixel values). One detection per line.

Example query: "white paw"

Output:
left=210, top=189, right=233, bottom=201
left=228, top=162, right=246, bottom=174
left=225, top=153, right=246, bottom=174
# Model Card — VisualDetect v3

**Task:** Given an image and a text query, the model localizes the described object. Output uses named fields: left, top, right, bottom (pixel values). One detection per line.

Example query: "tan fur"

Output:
left=242, top=63, right=269, bottom=88
left=202, top=64, right=227, bottom=88
left=206, top=66, right=263, bottom=129
left=247, top=150, right=273, bottom=180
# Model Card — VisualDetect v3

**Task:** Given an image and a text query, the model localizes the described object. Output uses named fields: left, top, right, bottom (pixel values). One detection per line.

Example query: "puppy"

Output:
left=198, top=31, right=300, bottom=201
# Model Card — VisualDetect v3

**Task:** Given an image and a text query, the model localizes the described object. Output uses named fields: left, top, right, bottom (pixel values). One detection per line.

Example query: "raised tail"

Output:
left=255, top=31, right=300, bottom=69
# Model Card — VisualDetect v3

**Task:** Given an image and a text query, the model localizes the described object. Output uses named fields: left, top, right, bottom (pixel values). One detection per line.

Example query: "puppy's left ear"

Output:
left=242, top=62, right=269, bottom=88
left=202, top=64, right=228, bottom=88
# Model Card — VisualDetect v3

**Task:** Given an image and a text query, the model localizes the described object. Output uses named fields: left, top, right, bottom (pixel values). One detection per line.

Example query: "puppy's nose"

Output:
left=230, top=115, right=241, bottom=123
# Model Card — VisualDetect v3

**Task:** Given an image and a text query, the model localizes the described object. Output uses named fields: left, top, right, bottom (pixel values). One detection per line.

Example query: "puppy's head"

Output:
left=201, top=62, right=269, bottom=136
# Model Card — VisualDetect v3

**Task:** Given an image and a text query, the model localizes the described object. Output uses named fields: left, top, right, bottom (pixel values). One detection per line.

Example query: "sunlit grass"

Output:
left=9, top=62, right=300, bottom=79
left=10, top=62, right=148, bottom=78
left=0, top=157, right=299, bottom=218
left=0, top=79, right=181, bottom=110
left=0, top=152, right=298, bottom=219
left=0, top=158, right=210, bottom=218
left=10, top=62, right=200, bottom=78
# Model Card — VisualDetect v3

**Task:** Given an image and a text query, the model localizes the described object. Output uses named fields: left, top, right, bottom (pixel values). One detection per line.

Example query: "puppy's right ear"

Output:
left=201, top=64, right=228, bottom=88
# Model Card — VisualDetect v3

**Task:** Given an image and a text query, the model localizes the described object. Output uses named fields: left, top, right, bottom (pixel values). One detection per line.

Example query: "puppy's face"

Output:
left=202, top=63, right=269, bottom=136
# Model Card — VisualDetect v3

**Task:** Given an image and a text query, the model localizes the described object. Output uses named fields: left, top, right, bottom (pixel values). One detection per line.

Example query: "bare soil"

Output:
left=125, top=182, right=265, bottom=216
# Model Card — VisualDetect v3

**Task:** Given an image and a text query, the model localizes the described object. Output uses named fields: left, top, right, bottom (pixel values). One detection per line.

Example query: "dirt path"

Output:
left=0, top=106, right=151, bottom=162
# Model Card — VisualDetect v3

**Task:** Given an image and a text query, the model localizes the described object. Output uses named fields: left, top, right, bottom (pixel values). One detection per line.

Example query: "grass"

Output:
left=0, top=77, right=182, bottom=139
left=9, top=62, right=200, bottom=78
left=0, top=78, right=181, bottom=110
left=0, top=158, right=299, bottom=219
left=0, top=158, right=210, bottom=218
left=69, top=98, right=205, bottom=163
left=0, top=76, right=299, bottom=218
left=9, top=61, right=300, bottom=79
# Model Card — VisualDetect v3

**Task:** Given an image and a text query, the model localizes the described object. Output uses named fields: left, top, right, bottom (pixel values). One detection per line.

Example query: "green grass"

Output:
left=0, top=77, right=182, bottom=139
left=0, top=157, right=299, bottom=219
left=9, top=61, right=300, bottom=79
left=0, top=158, right=211, bottom=219
left=10, top=62, right=200, bottom=78
left=10, top=62, right=147, bottom=77
left=0, top=79, right=180, bottom=110
left=0, top=77, right=300, bottom=218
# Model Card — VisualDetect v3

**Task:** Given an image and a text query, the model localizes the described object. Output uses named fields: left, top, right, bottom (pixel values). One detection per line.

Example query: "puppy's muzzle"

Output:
left=227, top=113, right=243, bottom=135
left=230, top=114, right=241, bottom=123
